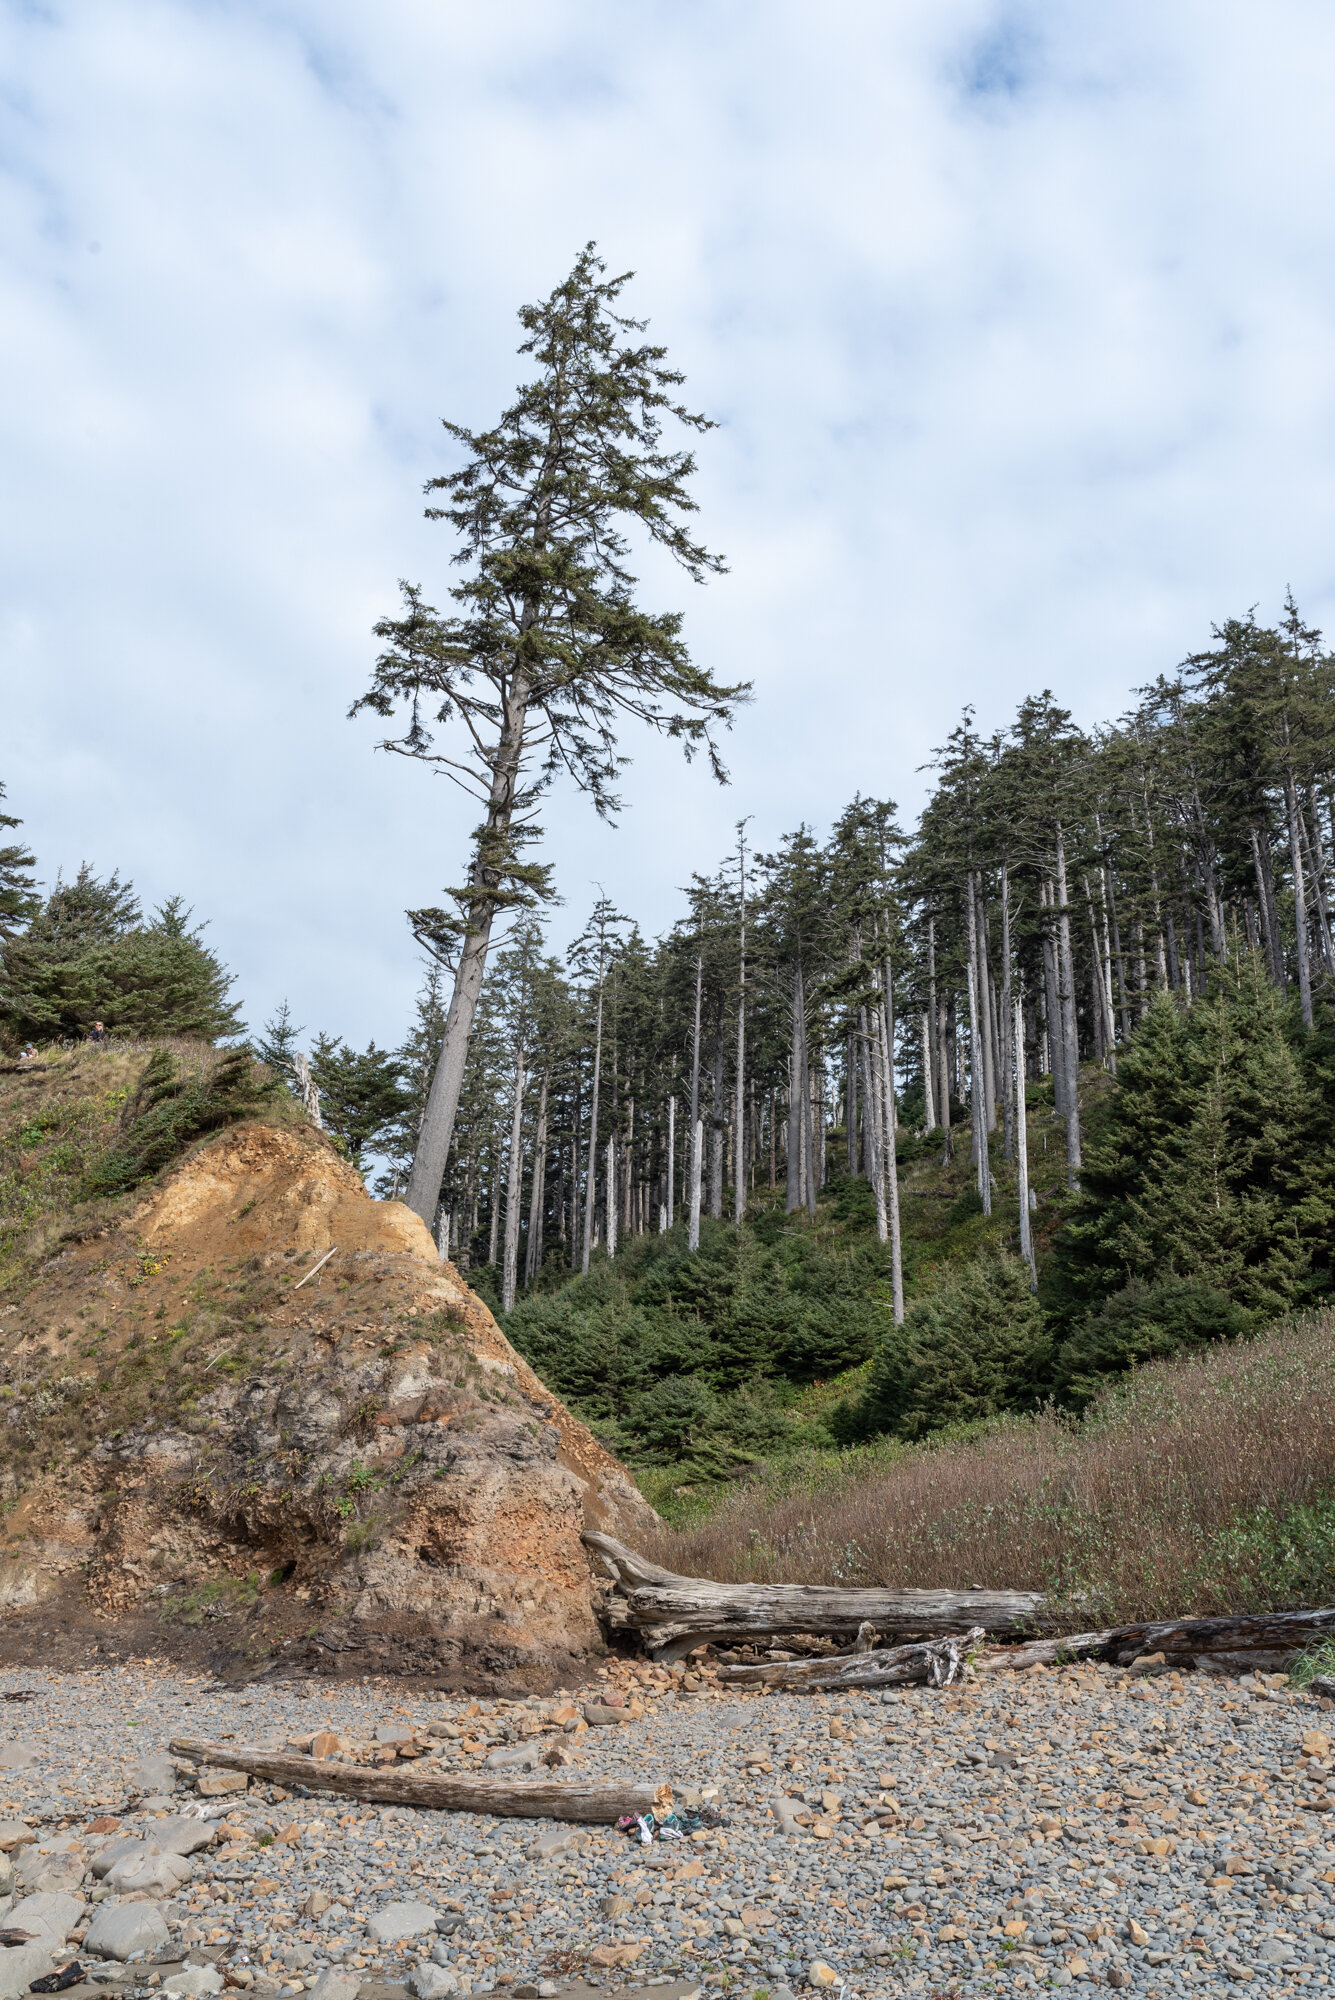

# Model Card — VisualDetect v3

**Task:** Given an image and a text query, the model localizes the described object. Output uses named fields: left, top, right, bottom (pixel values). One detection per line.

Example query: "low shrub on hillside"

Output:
left=85, top=1046, right=278, bottom=1195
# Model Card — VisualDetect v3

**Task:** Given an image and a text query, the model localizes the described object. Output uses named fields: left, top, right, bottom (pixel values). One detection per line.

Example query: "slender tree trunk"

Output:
left=920, top=1010, right=937, bottom=1131
left=1284, top=762, right=1315, bottom=1028
left=523, top=1070, right=548, bottom=1288
left=709, top=1021, right=724, bottom=1219
left=581, top=980, right=606, bottom=1275
left=501, top=1047, right=525, bottom=1313
left=965, top=889, right=991, bottom=1215
left=859, top=1009, right=888, bottom=1246
left=1251, top=824, right=1286, bottom=991
left=666, top=1095, right=676, bottom=1229
left=768, top=1088, right=776, bottom=1190
left=487, top=1155, right=501, bottom=1267
left=605, top=1137, right=617, bottom=1258
left=877, top=951, right=905, bottom=1324
left=938, top=996, right=953, bottom=1162
left=405, top=666, right=533, bottom=1223
left=687, top=952, right=703, bottom=1248
left=999, top=865, right=1014, bottom=1165
left=786, top=965, right=803, bottom=1215
left=735, top=824, right=747, bottom=1224
left=688, top=1116, right=703, bottom=1251
left=1303, top=800, right=1335, bottom=976
left=974, top=876, right=998, bottom=1133
left=846, top=1030, right=859, bottom=1175
left=1014, top=990, right=1035, bottom=1286
left=1054, top=826, right=1082, bottom=1186
left=1041, top=879, right=1065, bottom=1118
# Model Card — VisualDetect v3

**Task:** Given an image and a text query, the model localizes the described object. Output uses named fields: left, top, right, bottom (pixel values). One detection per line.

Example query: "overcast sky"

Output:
left=6, top=0, right=1335, bottom=1048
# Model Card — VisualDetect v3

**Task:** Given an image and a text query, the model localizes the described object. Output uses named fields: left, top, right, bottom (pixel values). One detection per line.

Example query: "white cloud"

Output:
left=5, top=0, right=1335, bottom=1041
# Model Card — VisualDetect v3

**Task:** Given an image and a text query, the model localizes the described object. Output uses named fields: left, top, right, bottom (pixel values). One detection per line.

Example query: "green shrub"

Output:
left=1053, top=1276, right=1253, bottom=1408
left=836, top=1251, right=1050, bottom=1442
left=85, top=1048, right=278, bottom=1195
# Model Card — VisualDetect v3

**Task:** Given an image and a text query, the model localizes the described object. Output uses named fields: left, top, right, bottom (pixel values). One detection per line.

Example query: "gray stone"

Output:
left=90, top=1838, right=143, bottom=1880
left=304, top=1974, right=361, bottom=2000
left=15, top=1849, right=85, bottom=1896
left=7, top=1889, right=85, bottom=1939
left=407, top=1967, right=458, bottom=1999
left=147, top=1819, right=215, bottom=1858
left=483, top=1744, right=539, bottom=1773
left=527, top=1827, right=583, bottom=1862
left=0, top=1745, right=39, bottom=1771
left=0, top=1942, right=55, bottom=2000
left=373, top=1726, right=415, bottom=1746
left=162, top=1967, right=223, bottom=1997
left=1256, top=1941, right=1295, bottom=1965
left=132, top=1755, right=177, bottom=1794
left=84, top=1901, right=172, bottom=1961
left=105, top=1843, right=192, bottom=1896
left=368, top=1902, right=438, bottom=1945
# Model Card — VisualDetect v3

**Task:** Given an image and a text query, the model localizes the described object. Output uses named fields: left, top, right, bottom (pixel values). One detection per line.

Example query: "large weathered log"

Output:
left=978, top=1630, right=1113, bottom=1670
left=585, top=1531, right=1048, bottom=1660
left=1104, top=1607, right=1335, bottom=1665
left=716, top=1627, right=985, bottom=1692
left=170, top=1739, right=669, bottom=1824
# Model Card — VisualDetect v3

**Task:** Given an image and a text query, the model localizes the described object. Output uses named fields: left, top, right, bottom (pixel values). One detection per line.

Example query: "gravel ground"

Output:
left=0, top=1654, right=1333, bottom=1999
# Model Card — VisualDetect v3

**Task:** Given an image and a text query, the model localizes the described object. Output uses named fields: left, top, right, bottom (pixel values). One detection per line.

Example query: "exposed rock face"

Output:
left=0, top=1121, right=655, bottom=1682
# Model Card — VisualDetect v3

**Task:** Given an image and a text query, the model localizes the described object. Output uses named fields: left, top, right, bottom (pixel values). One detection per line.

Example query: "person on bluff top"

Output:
left=87, top=1021, right=108, bottom=1044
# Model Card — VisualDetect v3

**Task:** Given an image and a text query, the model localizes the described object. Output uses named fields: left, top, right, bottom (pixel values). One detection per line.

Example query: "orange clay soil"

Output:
left=0, top=1119, right=657, bottom=1686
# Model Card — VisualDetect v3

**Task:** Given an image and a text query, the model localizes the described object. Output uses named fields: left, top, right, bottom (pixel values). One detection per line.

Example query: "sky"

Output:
left=6, top=0, right=1335, bottom=1049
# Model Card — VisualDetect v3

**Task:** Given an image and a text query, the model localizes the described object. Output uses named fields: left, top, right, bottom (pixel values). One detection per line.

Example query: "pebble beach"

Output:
left=0, top=1652, right=1332, bottom=2000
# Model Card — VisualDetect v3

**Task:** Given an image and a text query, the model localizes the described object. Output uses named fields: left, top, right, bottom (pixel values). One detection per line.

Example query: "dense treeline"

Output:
left=302, top=597, right=1335, bottom=1464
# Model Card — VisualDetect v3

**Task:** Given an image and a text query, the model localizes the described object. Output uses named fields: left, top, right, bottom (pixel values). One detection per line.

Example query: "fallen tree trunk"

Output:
left=1103, top=1606, right=1335, bottom=1666
left=585, top=1531, right=1048, bottom=1660
left=170, top=1739, right=669, bottom=1824
left=715, top=1627, right=985, bottom=1692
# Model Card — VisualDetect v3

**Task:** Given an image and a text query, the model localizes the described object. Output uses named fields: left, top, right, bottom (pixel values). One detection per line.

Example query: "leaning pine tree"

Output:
left=354, top=245, right=748, bottom=1228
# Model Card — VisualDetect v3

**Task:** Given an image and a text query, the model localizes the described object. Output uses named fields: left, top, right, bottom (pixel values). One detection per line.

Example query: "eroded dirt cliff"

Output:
left=0, top=1117, right=656, bottom=1685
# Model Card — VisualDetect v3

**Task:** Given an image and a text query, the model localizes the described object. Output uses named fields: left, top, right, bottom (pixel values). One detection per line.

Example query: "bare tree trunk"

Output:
left=1054, top=826, right=1082, bottom=1186
left=735, top=821, right=747, bottom=1224
left=523, top=1070, right=548, bottom=1288
left=974, top=876, right=998, bottom=1133
left=665, top=1094, right=676, bottom=1229
left=858, top=1009, right=887, bottom=1245
left=605, top=1136, right=617, bottom=1258
left=688, top=1116, right=703, bottom=1251
left=965, top=878, right=991, bottom=1213
left=846, top=1029, right=858, bottom=1175
left=487, top=1155, right=501, bottom=1267
left=786, top=965, right=803, bottom=1214
left=876, top=954, right=905, bottom=1322
left=687, top=952, right=703, bottom=1249
left=501, top=1047, right=525, bottom=1313
left=999, top=865, right=1014, bottom=1165
left=1285, top=761, right=1315, bottom=1028
left=1015, top=990, right=1035, bottom=1285
left=1303, top=799, right=1335, bottom=976
left=709, top=1022, right=724, bottom=1219
left=920, top=1010, right=936, bottom=1131
left=1040, top=879, right=1065, bottom=1119
left=292, top=1052, right=323, bottom=1131
left=1251, top=824, right=1286, bottom=991
left=581, top=981, right=605, bottom=1276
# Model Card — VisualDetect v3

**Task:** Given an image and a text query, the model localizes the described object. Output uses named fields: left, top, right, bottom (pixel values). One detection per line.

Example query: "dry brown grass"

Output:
left=654, top=1310, right=1335, bottom=1626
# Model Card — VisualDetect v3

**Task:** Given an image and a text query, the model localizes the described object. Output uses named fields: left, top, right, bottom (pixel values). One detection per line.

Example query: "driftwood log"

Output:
left=979, top=1607, right=1335, bottom=1671
left=585, top=1532, right=1049, bottom=1661
left=715, top=1627, right=985, bottom=1691
left=170, top=1739, right=670, bottom=1824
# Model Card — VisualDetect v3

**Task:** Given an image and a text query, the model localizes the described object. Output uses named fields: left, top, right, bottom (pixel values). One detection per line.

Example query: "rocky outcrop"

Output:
left=0, top=1121, right=656, bottom=1683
